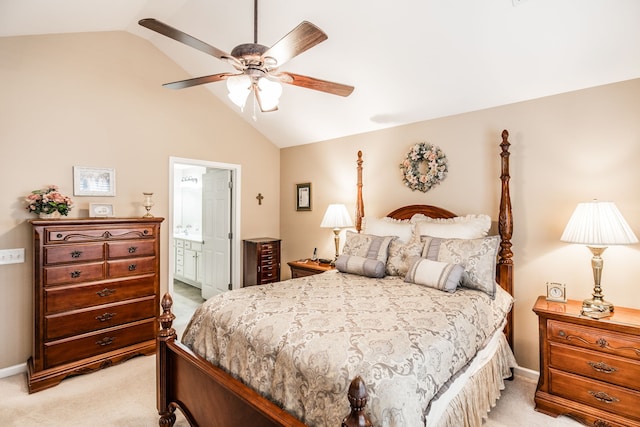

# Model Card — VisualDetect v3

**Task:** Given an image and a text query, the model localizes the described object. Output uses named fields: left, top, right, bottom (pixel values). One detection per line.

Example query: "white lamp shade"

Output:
left=257, top=78, right=282, bottom=111
left=226, top=75, right=251, bottom=110
left=320, top=204, right=353, bottom=229
left=561, top=200, right=638, bottom=245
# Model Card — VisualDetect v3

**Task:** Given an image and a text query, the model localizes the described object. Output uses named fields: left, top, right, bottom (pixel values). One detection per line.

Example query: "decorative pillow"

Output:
left=411, top=214, right=491, bottom=239
left=363, top=216, right=414, bottom=243
left=335, top=255, right=386, bottom=278
left=342, top=231, right=396, bottom=263
left=385, top=239, right=424, bottom=276
left=404, top=258, right=464, bottom=292
left=421, top=235, right=500, bottom=298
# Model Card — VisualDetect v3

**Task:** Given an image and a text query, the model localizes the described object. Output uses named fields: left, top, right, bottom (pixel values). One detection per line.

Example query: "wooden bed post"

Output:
left=157, top=293, right=177, bottom=427
left=342, top=376, right=372, bottom=427
left=497, top=130, right=514, bottom=350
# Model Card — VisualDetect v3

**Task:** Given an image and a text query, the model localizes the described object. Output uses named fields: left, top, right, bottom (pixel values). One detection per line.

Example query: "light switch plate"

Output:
left=0, top=248, right=25, bottom=265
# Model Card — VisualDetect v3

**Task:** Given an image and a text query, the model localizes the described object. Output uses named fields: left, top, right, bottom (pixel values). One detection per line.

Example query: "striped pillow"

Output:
left=404, top=258, right=464, bottom=292
left=336, top=255, right=386, bottom=278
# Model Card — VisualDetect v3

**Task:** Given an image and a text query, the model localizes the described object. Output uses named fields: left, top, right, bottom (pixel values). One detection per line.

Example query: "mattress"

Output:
left=181, top=270, right=514, bottom=426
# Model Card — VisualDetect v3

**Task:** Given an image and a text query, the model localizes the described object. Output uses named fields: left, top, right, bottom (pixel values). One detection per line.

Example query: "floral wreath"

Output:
left=399, top=142, right=448, bottom=192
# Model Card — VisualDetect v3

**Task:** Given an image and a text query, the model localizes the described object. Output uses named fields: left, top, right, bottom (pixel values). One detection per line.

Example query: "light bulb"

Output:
left=257, top=78, right=282, bottom=111
left=226, top=75, right=251, bottom=110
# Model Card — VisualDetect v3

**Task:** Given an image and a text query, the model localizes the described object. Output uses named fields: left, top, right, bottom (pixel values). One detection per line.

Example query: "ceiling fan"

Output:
left=139, top=2, right=354, bottom=112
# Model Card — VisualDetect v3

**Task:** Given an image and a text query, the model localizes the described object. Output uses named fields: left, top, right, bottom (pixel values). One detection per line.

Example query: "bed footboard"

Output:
left=157, top=293, right=372, bottom=427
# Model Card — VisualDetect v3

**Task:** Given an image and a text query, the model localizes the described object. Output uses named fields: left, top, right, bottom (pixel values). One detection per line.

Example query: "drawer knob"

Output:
left=588, top=361, right=617, bottom=374
left=96, top=337, right=115, bottom=347
left=588, top=390, right=619, bottom=404
left=70, top=250, right=82, bottom=258
left=95, top=312, right=116, bottom=322
left=70, top=270, right=81, bottom=278
left=128, top=264, right=137, bottom=271
left=128, top=246, right=137, bottom=253
left=97, top=288, right=116, bottom=297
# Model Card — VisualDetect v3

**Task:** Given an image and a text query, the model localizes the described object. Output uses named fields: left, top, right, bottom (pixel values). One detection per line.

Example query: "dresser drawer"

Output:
left=43, top=319, right=156, bottom=368
left=550, top=368, right=640, bottom=420
left=44, top=243, right=104, bottom=265
left=45, top=296, right=156, bottom=340
left=45, top=276, right=156, bottom=313
left=107, top=240, right=156, bottom=259
left=550, top=342, right=640, bottom=391
left=107, top=256, right=156, bottom=278
left=44, top=262, right=104, bottom=286
left=548, top=320, right=640, bottom=361
left=45, top=225, right=157, bottom=243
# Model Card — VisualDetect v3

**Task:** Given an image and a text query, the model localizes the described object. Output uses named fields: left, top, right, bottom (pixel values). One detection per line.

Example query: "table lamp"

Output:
left=561, top=200, right=638, bottom=317
left=320, top=204, right=353, bottom=264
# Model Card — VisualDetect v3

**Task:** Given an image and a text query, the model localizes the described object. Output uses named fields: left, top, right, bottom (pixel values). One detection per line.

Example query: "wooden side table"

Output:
left=533, top=296, right=640, bottom=427
left=287, top=259, right=335, bottom=278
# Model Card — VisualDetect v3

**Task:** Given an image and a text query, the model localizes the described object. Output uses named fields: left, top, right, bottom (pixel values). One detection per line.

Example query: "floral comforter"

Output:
left=181, top=270, right=513, bottom=427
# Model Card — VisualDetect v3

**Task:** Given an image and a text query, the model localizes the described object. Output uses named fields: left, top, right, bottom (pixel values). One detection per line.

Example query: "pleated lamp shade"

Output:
left=561, top=201, right=638, bottom=245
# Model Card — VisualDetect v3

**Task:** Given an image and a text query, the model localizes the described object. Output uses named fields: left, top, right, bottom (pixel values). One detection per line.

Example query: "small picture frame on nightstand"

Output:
left=546, top=282, right=567, bottom=302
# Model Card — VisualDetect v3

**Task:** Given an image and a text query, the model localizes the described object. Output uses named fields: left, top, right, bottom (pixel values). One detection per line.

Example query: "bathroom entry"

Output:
left=170, top=157, right=241, bottom=301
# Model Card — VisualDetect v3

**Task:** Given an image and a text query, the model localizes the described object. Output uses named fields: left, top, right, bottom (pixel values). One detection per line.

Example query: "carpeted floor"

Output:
left=1, top=283, right=581, bottom=426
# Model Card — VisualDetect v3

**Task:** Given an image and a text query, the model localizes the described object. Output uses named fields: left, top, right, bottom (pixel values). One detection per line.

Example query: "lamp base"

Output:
left=581, top=298, right=613, bottom=319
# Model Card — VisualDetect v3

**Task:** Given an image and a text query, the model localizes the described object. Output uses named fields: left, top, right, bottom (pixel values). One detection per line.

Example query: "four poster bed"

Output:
left=156, top=130, right=515, bottom=427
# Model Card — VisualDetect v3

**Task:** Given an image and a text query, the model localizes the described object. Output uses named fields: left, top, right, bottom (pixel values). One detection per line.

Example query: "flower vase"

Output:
left=39, top=211, right=61, bottom=219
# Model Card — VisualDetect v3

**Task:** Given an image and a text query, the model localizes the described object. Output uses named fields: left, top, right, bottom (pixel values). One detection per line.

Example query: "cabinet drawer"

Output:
left=44, top=243, right=104, bottom=265
left=107, top=256, right=156, bottom=278
left=107, top=240, right=156, bottom=259
left=550, top=342, right=640, bottom=391
left=175, top=239, right=184, bottom=248
left=44, top=319, right=156, bottom=368
left=550, top=368, right=640, bottom=420
left=45, top=276, right=156, bottom=313
left=44, top=262, right=104, bottom=286
left=45, top=225, right=157, bottom=243
left=548, top=320, right=640, bottom=361
left=45, top=296, right=156, bottom=340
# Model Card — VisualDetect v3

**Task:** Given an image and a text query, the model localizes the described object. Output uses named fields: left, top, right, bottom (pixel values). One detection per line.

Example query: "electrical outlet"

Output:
left=0, top=248, right=25, bottom=265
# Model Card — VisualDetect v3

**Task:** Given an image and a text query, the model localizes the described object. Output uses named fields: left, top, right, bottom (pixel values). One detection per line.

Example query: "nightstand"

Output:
left=533, top=296, right=640, bottom=427
left=287, top=259, right=335, bottom=278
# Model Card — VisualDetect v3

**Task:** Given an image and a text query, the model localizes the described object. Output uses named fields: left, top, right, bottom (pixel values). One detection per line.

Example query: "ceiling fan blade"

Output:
left=139, top=18, right=241, bottom=68
left=163, top=72, right=238, bottom=90
left=277, top=72, right=354, bottom=97
left=262, top=21, right=328, bottom=68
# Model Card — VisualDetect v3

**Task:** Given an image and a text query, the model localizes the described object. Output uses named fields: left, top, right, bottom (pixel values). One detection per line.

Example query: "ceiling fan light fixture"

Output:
left=226, top=74, right=252, bottom=110
left=257, top=78, right=283, bottom=111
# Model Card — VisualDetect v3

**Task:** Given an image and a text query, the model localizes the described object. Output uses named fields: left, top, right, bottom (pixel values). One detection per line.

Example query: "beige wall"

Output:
left=280, top=78, right=640, bottom=371
left=0, top=32, right=280, bottom=369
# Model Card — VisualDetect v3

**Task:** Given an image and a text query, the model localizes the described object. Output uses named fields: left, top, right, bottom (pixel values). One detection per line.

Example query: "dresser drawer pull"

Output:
left=70, top=270, right=81, bottom=278
left=70, top=250, right=83, bottom=258
left=594, top=419, right=613, bottom=427
left=588, top=391, right=619, bottom=404
left=128, top=246, right=137, bottom=253
left=97, top=288, right=116, bottom=297
left=95, top=312, right=116, bottom=322
left=588, top=361, right=617, bottom=374
left=96, top=337, right=115, bottom=347
left=128, top=264, right=137, bottom=271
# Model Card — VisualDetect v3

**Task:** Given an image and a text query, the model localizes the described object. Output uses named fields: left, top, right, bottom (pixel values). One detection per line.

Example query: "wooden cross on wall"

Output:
left=256, top=193, right=264, bottom=205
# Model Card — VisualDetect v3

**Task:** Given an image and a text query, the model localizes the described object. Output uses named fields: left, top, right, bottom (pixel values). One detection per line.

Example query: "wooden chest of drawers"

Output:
left=27, top=217, right=163, bottom=393
left=243, top=238, right=281, bottom=286
left=533, top=296, right=640, bottom=427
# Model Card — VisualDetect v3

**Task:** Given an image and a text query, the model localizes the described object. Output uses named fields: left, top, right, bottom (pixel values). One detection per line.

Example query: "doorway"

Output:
left=169, top=157, right=241, bottom=315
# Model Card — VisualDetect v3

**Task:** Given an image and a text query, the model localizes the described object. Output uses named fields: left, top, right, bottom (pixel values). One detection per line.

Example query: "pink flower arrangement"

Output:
left=25, top=185, right=74, bottom=216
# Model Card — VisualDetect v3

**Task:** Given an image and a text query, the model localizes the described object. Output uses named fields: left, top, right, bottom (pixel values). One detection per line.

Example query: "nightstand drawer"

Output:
left=548, top=319, right=640, bottom=361
left=550, top=342, right=640, bottom=391
left=550, top=369, right=640, bottom=420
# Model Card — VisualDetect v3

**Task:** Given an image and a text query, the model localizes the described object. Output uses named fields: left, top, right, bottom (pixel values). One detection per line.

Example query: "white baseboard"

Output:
left=0, top=362, right=27, bottom=379
left=513, top=365, right=539, bottom=381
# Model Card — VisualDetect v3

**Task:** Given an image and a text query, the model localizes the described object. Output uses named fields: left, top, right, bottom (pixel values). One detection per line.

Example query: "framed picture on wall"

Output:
left=296, top=183, right=311, bottom=211
left=74, top=166, right=116, bottom=196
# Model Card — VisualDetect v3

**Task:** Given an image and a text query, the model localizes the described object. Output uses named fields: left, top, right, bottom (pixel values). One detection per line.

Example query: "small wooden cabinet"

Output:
left=533, top=296, right=640, bottom=427
left=243, top=238, right=281, bottom=286
left=28, top=217, right=163, bottom=393
left=287, top=259, right=335, bottom=278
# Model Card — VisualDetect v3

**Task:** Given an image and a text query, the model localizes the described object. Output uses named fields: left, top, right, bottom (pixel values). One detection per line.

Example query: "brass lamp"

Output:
left=320, top=204, right=353, bottom=264
left=561, top=200, right=638, bottom=317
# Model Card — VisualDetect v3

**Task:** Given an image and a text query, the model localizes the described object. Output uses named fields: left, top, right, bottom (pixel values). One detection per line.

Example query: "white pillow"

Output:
left=411, top=214, right=491, bottom=239
left=363, top=216, right=414, bottom=243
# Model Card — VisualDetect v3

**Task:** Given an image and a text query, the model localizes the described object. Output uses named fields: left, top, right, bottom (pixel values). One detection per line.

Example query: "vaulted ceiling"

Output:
left=2, top=0, right=640, bottom=147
